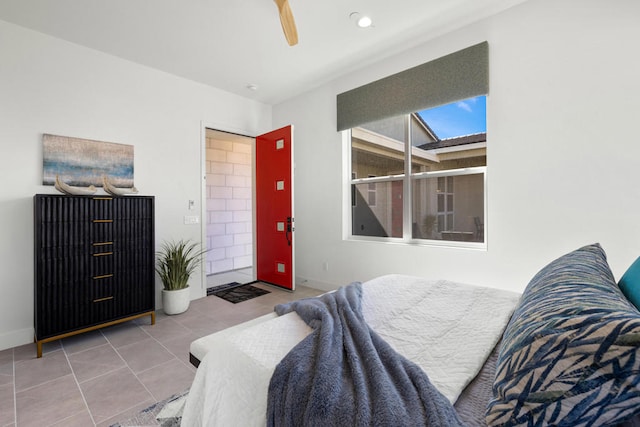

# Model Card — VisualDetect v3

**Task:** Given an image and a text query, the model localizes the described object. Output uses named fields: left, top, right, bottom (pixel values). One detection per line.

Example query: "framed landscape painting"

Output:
left=42, top=134, right=134, bottom=187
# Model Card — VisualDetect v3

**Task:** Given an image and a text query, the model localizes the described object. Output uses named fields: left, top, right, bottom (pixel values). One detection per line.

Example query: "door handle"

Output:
left=285, top=216, right=294, bottom=246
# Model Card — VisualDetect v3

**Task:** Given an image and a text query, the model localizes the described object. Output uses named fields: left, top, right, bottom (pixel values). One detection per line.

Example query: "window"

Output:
left=349, top=96, right=486, bottom=246
left=339, top=42, right=488, bottom=246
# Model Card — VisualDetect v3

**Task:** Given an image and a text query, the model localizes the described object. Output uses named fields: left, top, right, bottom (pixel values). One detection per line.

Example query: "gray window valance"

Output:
left=336, top=41, right=488, bottom=131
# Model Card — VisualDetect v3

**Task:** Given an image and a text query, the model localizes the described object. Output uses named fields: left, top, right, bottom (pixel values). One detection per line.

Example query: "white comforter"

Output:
left=182, top=274, right=520, bottom=427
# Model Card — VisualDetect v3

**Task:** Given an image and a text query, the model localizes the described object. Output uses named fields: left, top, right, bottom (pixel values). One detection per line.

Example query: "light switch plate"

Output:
left=183, top=215, right=199, bottom=225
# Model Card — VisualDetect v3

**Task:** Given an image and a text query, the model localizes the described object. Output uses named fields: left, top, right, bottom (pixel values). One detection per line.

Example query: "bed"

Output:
left=183, top=243, right=640, bottom=426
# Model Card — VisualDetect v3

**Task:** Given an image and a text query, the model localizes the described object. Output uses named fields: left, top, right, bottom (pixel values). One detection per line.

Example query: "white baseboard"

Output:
left=0, top=327, right=34, bottom=352
left=295, top=276, right=337, bottom=292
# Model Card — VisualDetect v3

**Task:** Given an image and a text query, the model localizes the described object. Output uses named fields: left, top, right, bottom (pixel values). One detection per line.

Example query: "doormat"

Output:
left=208, top=282, right=270, bottom=304
left=206, top=281, right=241, bottom=296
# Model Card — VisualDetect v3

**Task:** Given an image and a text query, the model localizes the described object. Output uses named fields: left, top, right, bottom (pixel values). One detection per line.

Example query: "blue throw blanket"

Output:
left=266, top=282, right=465, bottom=427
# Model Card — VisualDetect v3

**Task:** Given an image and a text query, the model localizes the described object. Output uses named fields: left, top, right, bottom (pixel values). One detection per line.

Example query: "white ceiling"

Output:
left=0, top=0, right=528, bottom=105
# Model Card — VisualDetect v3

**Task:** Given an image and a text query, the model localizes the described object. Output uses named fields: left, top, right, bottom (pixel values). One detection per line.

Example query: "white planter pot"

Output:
left=162, top=287, right=191, bottom=315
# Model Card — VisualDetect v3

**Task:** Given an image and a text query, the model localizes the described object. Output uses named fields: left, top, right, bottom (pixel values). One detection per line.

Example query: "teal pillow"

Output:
left=618, top=256, right=640, bottom=310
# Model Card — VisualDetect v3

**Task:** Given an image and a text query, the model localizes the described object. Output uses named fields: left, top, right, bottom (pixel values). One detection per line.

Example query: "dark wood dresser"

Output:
left=34, top=194, right=156, bottom=357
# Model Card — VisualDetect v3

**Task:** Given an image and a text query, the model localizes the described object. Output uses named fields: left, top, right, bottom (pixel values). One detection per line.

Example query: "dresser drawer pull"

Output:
left=93, top=296, right=114, bottom=303
left=93, top=242, right=113, bottom=246
left=93, top=252, right=113, bottom=257
left=93, top=274, right=114, bottom=280
left=93, top=219, right=113, bottom=223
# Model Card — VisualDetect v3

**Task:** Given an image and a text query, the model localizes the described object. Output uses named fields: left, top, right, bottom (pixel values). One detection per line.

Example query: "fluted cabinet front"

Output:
left=34, top=194, right=155, bottom=357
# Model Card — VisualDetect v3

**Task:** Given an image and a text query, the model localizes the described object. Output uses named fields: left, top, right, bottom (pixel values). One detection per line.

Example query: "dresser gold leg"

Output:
left=37, top=341, right=43, bottom=358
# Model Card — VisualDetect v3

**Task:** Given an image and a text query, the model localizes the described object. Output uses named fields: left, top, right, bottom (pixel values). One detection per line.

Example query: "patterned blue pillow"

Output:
left=486, top=243, right=640, bottom=426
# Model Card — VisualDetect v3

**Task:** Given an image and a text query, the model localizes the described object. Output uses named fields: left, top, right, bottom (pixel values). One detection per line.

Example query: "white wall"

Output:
left=0, top=20, right=271, bottom=350
left=275, top=0, right=640, bottom=292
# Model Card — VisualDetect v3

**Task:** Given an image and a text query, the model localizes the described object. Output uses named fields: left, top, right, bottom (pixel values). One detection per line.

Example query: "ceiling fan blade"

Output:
left=274, top=0, right=298, bottom=46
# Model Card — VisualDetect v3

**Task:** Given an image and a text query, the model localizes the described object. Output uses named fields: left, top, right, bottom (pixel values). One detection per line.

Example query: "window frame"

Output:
left=343, top=126, right=487, bottom=250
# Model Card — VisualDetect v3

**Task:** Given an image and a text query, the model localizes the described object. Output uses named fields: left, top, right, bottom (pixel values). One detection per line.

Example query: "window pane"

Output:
left=412, top=173, right=484, bottom=242
left=418, top=96, right=486, bottom=139
left=413, top=96, right=487, bottom=172
left=352, top=117, right=406, bottom=177
left=353, top=181, right=403, bottom=238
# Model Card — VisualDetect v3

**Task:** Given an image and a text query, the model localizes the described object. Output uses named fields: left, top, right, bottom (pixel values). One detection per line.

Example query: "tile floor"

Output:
left=0, top=271, right=323, bottom=427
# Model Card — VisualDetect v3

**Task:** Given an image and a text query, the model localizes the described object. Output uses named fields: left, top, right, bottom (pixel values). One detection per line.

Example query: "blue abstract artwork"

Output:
left=43, top=134, right=134, bottom=187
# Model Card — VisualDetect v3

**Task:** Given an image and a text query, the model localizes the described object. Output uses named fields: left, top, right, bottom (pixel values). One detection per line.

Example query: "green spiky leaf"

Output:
left=156, top=239, right=207, bottom=291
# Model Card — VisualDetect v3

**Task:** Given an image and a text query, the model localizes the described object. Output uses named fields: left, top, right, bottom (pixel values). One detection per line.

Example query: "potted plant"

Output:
left=156, top=239, right=206, bottom=315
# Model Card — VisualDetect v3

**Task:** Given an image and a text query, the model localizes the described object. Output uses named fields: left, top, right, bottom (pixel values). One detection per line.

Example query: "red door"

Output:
left=255, top=125, right=295, bottom=290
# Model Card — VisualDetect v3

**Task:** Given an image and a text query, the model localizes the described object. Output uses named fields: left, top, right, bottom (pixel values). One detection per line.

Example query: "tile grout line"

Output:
left=12, top=366, right=79, bottom=394
left=60, top=339, right=98, bottom=426
left=99, top=324, right=162, bottom=418
left=101, top=316, right=193, bottom=415
left=134, top=316, right=193, bottom=402
left=65, top=349, right=131, bottom=387
left=86, top=322, right=174, bottom=424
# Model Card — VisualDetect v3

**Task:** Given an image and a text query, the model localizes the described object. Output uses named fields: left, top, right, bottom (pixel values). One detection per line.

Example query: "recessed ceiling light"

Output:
left=349, top=12, right=373, bottom=29
left=357, top=16, right=372, bottom=28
